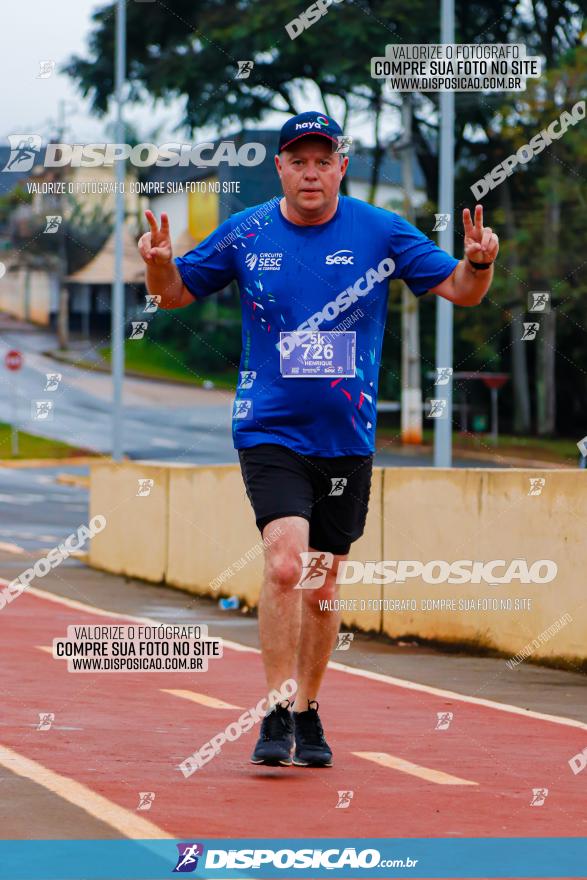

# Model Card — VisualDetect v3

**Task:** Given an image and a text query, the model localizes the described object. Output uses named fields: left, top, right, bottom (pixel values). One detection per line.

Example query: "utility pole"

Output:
left=400, top=94, right=422, bottom=444
left=56, top=99, right=69, bottom=350
left=112, top=0, right=126, bottom=461
left=433, top=0, right=455, bottom=467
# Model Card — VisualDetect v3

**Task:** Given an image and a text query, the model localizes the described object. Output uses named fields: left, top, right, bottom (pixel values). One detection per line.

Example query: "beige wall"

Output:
left=380, top=469, right=586, bottom=660
left=0, top=266, right=55, bottom=325
left=88, top=462, right=587, bottom=664
left=89, top=460, right=169, bottom=582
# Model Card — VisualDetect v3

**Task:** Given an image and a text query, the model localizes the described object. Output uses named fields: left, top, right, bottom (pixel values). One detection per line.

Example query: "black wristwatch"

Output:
left=467, top=257, right=493, bottom=270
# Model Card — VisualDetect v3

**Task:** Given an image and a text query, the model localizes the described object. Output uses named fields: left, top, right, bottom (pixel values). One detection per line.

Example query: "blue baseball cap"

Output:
left=278, top=111, right=344, bottom=153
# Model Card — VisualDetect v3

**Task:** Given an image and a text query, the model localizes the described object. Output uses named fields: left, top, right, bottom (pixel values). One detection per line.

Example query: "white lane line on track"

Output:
left=353, top=751, right=478, bottom=785
left=0, top=743, right=173, bottom=839
left=17, top=585, right=587, bottom=732
left=161, top=689, right=243, bottom=710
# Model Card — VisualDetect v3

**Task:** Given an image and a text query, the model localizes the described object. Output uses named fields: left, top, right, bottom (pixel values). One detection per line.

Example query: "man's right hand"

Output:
left=138, top=210, right=173, bottom=265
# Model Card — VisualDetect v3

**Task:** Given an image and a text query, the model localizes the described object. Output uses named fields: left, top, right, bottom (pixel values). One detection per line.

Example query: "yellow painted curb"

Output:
left=0, top=456, right=105, bottom=469
left=55, top=472, right=90, bottom=488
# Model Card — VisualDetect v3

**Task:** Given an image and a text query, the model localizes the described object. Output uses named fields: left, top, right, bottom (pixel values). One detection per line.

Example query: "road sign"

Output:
left=5, top=349, right=22, bottom=371
left=5, top=349, right=22, bottom=455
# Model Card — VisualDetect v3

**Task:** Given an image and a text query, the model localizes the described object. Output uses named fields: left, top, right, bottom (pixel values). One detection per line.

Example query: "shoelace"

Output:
left=295, top=701, right=326, bottom=746
left=261, top=703, right=292, bottom=741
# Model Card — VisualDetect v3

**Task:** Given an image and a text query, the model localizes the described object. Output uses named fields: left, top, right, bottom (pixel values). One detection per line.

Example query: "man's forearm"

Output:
left=146, top=261, right=189, bottom=309
left=450, top=258, right=494, bottom=306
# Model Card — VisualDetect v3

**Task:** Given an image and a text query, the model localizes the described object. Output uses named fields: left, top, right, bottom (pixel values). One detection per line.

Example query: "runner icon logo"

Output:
left=32, top=400, right=54, bottom=420
left=434, top=367, right=453, bottom=385
left=433, top=213, right=451, bottom=232
left=130, top=321, right=148, bottom=340
left=295, top=551, right=334, bottom=589
left=521, top=322, right=539, bottom=341
left=233, top=399, right=253, bottom=419
left=43, top=215, right=62, bottom=233
left=528, top=478, right=546, bottom=497
left=530, top=788, right=548, bottom=807
left=329, top=477, right=347, bottom=496
left=173, top=843, right=204, bottom=873
left=37, top=712, right=54, bottom=731
left=435, top=711, right=453, bottom=730
left=528, top=291, right=550, bottom=312
left=2, top=134, right=42, bottom=172
left=137, top=792, right=155, bottom=811
left=335, top=632, right=354, bottom=651
left=44, top=372, right=62, bottom=391
left=336, top=790, right=354, bottom=809
left=137, top=479, right=154, bottom=497
left=144, top=294, right=161, bottom=313
left=428, top=399, right=447, bottom=418
left=236, top=60, right=254, bottom=79
left=239, top=370, right=256, bottom=389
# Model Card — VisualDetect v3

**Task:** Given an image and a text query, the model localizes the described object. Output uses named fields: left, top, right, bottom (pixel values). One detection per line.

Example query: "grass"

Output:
left=376, top=426, right=580, bottom=463
left=0, top=423, right=92, bottom=460
left=99, top=340, right=238, bottom=389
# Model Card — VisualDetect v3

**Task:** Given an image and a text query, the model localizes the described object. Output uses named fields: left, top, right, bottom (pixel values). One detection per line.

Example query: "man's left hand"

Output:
left=463, top=204, right=499, bottom=266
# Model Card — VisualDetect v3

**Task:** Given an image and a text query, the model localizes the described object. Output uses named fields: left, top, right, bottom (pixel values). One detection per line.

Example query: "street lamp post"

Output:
left=433, top=0, right=455, bottom=468
left=111, top=0, right=126, bottom=461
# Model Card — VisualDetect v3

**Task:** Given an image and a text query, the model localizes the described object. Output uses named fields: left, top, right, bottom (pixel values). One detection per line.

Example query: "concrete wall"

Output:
left=380, top=469, right=586, bottom=661
left=89, top=460, right=169, bottom=582
left=0, top=266, right=56, bottom=325
left=88, top=461, right=587, bottom=664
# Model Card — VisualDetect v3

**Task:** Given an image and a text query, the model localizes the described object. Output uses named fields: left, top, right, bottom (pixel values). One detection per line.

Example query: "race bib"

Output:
left=280, top=331, right=356, bottom=378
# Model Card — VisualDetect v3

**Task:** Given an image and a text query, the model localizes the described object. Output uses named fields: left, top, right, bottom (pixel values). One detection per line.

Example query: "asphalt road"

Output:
left=0, top=324, right=510, bottom=469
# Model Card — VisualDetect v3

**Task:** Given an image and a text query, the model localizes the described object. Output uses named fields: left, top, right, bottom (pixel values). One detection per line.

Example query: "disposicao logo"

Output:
left=316, top=115, right=329, bottom=125
left=173, top=843, right=204, bottom=872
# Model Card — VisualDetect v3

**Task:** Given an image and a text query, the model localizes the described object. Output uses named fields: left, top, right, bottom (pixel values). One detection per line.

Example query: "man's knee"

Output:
left=265, top=551, right=303, bottom=592
left=302, top=576, right=339, bottom=607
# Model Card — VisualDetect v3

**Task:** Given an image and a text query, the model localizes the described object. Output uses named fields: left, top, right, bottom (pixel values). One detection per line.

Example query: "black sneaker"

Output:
left=250, top=701, right=294, bottom=766
left=293, top=700, right=333, bottom=767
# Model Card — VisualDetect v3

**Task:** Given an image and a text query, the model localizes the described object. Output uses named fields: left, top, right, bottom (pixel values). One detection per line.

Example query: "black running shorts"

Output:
left=238, top=443, right=373, bottom=555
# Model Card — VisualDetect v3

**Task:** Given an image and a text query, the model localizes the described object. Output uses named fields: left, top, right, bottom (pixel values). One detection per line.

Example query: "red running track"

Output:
left=1, top=589, right=586, bottom=876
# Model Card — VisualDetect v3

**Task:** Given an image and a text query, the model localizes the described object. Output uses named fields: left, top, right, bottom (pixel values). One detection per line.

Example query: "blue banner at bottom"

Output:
left=0, top=838, right=584, bottom=879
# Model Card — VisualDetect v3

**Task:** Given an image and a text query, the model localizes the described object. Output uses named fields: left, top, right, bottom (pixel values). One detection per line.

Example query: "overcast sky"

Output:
left=1, top=0, right=389, bottom=148
left=0, top=0, right=189, bottom=143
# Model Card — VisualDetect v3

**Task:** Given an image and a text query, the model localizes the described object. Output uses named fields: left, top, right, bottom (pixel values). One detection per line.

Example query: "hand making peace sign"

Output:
left=462, top=204, right=499, bottom=266
left=138, top=210, right=173, bottom=266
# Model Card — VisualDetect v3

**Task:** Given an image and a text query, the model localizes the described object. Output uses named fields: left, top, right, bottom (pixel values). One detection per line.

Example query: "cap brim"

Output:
left=279, top=132, right=339, bottom=153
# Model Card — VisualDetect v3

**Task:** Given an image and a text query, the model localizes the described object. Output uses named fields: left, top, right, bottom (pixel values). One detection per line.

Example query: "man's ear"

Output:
left=274, top=153, right=282, bottom=177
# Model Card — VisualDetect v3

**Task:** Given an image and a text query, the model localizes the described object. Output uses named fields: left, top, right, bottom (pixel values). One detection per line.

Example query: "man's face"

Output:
left=275, top=137, right=349, bottom=217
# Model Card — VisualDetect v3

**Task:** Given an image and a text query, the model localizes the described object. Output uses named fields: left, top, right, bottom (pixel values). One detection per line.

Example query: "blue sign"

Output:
left=1, top=838, right=586, bottom=879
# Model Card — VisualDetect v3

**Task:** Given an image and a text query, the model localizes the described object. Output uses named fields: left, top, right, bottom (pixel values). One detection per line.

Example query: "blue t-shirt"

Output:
left=175, top=195, right=458, bottom=456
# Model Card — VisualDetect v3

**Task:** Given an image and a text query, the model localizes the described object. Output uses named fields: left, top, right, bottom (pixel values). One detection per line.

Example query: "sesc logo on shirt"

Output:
left=258, top=252, right=282, bottom=271
left=325, top=249, right=354, bottom=265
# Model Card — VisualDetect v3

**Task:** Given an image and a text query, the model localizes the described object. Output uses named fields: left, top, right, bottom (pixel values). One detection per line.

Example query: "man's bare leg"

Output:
left=258, top=516, right=308, bottom=702
left=295, top=552, right=346, bottom=710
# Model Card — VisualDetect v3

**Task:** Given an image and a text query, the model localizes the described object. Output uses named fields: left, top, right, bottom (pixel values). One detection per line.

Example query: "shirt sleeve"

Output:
left=174, top=218, right=237, bottom=300
left=389, top=213, right=459, bottom=297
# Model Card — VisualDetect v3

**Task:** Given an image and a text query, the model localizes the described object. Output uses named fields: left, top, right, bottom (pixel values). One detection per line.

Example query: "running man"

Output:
left=138, top=111, right=499, bottom=768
